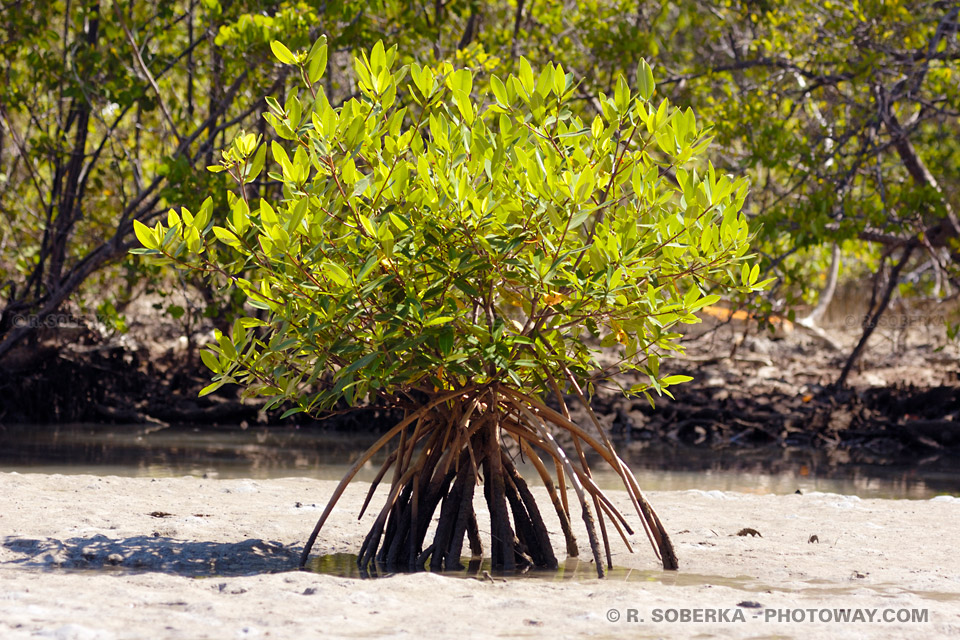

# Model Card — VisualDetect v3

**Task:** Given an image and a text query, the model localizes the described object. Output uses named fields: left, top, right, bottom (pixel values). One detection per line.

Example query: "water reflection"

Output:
left=308, top=552, right=659, bottom=581
left=1, top=423, right=958, bottom=499
left=306, top=553, right=960, bottom=601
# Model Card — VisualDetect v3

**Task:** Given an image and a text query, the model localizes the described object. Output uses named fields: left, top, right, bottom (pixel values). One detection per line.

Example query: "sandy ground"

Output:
left=1, top=472, right=958, bottom=639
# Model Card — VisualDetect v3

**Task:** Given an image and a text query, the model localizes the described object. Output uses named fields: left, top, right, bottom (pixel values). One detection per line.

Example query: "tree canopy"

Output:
left=2, top=0, right=959, bottom=380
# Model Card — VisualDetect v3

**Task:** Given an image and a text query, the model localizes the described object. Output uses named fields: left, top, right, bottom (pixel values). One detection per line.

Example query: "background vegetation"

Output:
left=2, top=0, right=959, bottom=393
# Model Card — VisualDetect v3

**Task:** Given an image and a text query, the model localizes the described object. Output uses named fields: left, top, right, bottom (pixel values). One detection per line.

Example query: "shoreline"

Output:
left=1, top=473, right=959, bottom=639
left=4, top=422, right=960, bottom=501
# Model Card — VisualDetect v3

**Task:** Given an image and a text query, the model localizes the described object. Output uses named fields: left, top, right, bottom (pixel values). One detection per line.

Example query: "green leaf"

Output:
left=265, top=95, right=284, bottom=117
left=245, top=144, right=266, bottom=183
left=200, top=350, right=221, bottom=373
left=133, top=219, right=157, bottom=250
left=271, top=140, right=291, bottom=170
left=388, top=211, right=410, bottom=231
left=212, top=226, right=240, bottom=248
left=323, top=261, right=350, bottom=286
left=574, top=165, right=596, bottom=202
left=518, top=57, right=534, bottom=94
left=754, top=277, right=777, bottom=290
left=307, top=35, right=328, bottom=84
left=358, top=214, right=376, bottom=238
left=690, top=294, right=721, bottom=311
left=553, top=64, right=567, bottom=96
left=270, top=41, right=297, bottom=65
left=370, top=40, right=386, bottom=71
left=637, top=58, right=657, bottom=102
left=260, top=199, right=278, bottom=225
left=280, top=407, right=305, bottom=420
left=199, top=380, right=225, bottom=397
left=195, top=198, right=213, bottom=231
left=490, top=75, right=509, bottom=105
left=452, top=69, right=473, bottom=95
left=438, top=326, right=454, bottom=355
left=217, top=333, right=237, bottom=360
left=339, top=352, right=378, bottom=380
left=352, top=174, right=372, bottom=199
left=231, top=198, right=250, bottom=234
left=453, top=90, right=474, bottom=124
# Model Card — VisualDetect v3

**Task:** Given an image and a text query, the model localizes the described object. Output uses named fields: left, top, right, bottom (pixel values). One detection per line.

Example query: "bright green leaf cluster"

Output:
left=135, top=36, right=765, bottom=413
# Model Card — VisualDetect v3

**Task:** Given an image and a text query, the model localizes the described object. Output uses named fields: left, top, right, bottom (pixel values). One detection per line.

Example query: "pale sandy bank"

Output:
left=1, top=472, right=958, bottom=639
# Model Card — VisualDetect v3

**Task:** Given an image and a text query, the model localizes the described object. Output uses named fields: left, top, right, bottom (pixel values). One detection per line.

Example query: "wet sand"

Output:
left=1, top=472, right=958, bottom=639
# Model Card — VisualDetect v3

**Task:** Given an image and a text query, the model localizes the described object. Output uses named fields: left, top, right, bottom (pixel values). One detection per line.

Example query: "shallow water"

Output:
left=307, top=553, right=781, bottom=589
left=308, top=552, right=693, bottom=581
left=306, top=553, right=960, bottom=602
left=1, top=423, right=959, bottom=499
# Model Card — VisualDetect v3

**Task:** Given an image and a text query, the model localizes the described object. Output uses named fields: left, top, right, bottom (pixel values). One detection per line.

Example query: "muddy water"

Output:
left=307, top=553, right=777, bottom=587
left=1, top=423, right=958, bottom=499
left=306, top=554, right=960, bottom=602
left=307, top=552, right=694, bottom=581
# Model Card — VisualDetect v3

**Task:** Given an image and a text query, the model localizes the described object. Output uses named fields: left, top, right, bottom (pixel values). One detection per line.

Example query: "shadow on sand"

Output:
left=2, top=534, right=301, bottom=576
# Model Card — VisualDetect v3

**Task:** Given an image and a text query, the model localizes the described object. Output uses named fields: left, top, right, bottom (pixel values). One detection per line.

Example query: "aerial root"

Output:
left=300, top=386, right=678, bottom=578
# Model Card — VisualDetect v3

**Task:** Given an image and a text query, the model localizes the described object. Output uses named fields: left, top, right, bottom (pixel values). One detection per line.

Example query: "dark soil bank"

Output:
left=2, top=316, right=958, bottom=465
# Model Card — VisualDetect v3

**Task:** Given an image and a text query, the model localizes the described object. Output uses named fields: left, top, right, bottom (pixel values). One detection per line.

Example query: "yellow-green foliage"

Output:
left=134, top=37, right=767, bottom=416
